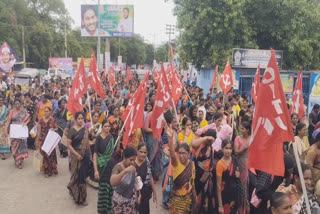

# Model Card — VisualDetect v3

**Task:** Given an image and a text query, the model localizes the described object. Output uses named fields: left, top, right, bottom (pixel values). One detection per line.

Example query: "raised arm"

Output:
left=191, top=136, right=215, bottom=150
left=164, top=124, right=178, bottom=167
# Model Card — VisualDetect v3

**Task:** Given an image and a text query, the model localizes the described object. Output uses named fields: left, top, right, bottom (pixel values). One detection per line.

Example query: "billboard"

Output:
left=0, top=42, right=16, bottom=73
left=280, top=73, right=294, bottom=93
left=49, top=58, right=73, bottom=71
left=232, top=48, right=283, bottom=69
left=308, top=74, right=320, bottom=114
left=81, top=5, right=134, bottom=38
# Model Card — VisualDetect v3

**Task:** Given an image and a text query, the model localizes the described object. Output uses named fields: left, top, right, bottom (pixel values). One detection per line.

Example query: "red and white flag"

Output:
left=151, top=64, right=171, bottom=139
left=209, top=65, right=218, bottom=91
left=248, top=49, right=294, bottom=176
left=102, top=65, right=107, bottom=81
left=67, top=57, right=88, bottom=116
left=290, top=69, right=305, bottom=119
left=251, top=64, right=261, bottom=103
left=88, top=51, right=105, bottom=99
left=153, top=68, right=160, bottom=83
left=125, top=67, right=132, bottom=84
left=172, top=70, right=183, bottom=106
left=108, top=66, right=115, bottom=91
left=121, top=72, right=149, bottom=147
left=166, top=63, right=173, bottom=84
left=219, top=60, right=233, bottom=95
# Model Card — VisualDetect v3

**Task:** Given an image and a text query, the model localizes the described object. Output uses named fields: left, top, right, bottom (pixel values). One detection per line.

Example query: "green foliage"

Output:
left=0, top=0, right=161, bottom=69
left=175, top=0, right=320, bottom=70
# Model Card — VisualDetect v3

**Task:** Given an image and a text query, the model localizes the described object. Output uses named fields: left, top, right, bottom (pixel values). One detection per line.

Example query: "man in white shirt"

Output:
left=117, top=7, right=133, bottom=33
left=81, top=5, right=110, bottom=37
left=0, top=75, right=7, bottom=92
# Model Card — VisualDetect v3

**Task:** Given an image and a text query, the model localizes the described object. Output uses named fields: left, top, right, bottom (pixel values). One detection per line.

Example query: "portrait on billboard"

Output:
left=0, top=42, right=16, bottom=73
left=81, top=5, right=110, bottom=37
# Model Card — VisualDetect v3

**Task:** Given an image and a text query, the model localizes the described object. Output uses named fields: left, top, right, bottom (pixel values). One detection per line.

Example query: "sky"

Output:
left=63, top=0, right=178, bottom=45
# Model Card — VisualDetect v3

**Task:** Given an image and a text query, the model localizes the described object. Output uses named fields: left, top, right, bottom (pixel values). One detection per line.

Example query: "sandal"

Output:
left=80, top=201, right=88, bottom=206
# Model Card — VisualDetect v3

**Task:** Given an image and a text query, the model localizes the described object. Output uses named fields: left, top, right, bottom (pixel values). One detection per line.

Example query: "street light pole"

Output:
left=97, top=0, right=101, bottom=71
left=166, top=24, right=175, bottom=62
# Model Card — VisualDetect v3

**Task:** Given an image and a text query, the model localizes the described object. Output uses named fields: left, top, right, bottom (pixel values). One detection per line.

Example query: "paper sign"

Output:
left=10, top=124, right=28, bottom=138
left=41, top=129, right=61, bottom=156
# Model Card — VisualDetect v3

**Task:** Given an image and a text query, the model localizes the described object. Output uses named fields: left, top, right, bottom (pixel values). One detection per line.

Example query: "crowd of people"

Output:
left=0, top=69, right=320, bottom=214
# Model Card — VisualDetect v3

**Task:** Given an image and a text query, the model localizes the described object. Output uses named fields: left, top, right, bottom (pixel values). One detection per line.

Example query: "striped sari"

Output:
left=0, top=105, right=9, bottom=156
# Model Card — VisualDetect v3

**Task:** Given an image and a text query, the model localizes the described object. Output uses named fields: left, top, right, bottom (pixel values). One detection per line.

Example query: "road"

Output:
left=0, top=150, right=169, bottom=214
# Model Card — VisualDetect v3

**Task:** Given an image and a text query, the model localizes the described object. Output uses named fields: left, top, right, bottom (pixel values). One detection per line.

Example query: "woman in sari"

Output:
left=86, top=111, right=102, bottom=188
left=36, top=106, right=58, bottom=177
left=53, top=99, right=68, bottom=158
left=143, top=102, right=161, bottom=180
left=93, top=120, right=115, bottom=214
left=0, top=96, right=9, bottom=159
left=110, top=146, right=138, bottom=214
left=191, top=129, right=216, bottom=213
left=289, top=123, right=309, bottom=159
left=177, top=117, right=195, bottom=147
left=306, top=131, right=320, bottom=204
left=165, top=123, right=195, bottom=214
left=67, top=112, right=90, bottom=206
left=108, top=106, right=123, bottom=139
left=216, top=139, right=241, bottom=214
left=7, top=99, right=30, bottom=168
left=234, top=121, right=251, bottom=214
left=135, top=143, right=158, bottom=213
left=291, top=163, right=318, bottom=213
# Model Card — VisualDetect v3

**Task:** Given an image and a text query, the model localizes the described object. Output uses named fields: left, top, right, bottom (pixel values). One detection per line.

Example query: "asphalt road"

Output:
left=0, top=150, right=169, bottom=214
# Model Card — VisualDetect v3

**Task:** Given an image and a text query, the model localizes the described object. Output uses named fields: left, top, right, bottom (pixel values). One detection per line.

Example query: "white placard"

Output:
left=41, top=129, right=61, bottom=156
left=10, top=124, right=29, bottom=139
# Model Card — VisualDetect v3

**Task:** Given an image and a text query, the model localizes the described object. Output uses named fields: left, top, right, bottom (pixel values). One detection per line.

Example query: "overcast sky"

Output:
left=63, top=0, right=178, bottom=45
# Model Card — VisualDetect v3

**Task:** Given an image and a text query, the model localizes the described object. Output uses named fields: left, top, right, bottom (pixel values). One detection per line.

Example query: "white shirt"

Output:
left=0, top=81, right=7, bottom=91
left=81, top=28, right=110, bottom=37
left=198, top=105, right=207, bottom=120
left=118, top=18, right=133, bottom=32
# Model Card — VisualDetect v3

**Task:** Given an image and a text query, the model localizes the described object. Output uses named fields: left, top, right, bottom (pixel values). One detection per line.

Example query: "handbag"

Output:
left=33, top=150, right=43, bottom=172
left=250, top=188, right=262, bottom=208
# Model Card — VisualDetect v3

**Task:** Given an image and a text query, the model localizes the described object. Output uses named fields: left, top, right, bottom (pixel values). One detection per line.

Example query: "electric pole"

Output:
left=64, top=19, right=67, bottom=58
left=166, top=24, right=175, bottom=62
left=97, top=0, right=101, bottom=71
left=22, top=26, right=25, bottom=68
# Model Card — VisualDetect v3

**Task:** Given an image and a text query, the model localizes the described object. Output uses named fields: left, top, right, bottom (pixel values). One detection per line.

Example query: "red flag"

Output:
left=153, top=68, right=159, bottom=83
left=151, top=64, right=171, bottom=139
left=126, top=67, right=132, bottom=84
left=88, top=51, right=105, bottom=99
left=209, top=65, right=218, bottom=91
left=248, top=49, right=294, bottom=176
left=102, top=65, right=107, bottom=81
left=251, top=64, right=261, bottom=103
left=108, top=66, right=115, bottom=91
left=166, top=63, right=173, bottom=83
left=219, top=60, right=233, bottom=95
left=172, top=71, right=183, bottom=106
left=67, top=57, right=88, bottom=116
left=290, top=69, right=305, bottom=119
left=122, top=73, right=149, bottom=147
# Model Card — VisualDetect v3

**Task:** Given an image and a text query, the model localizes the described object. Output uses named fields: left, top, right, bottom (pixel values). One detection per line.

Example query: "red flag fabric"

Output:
left=219, top=60, right=233, bottom=95
left=153, top=69, right=160, bottom=83
left=209, top=65, right=218, bottom=91
left=88, top=51, right=105, bottom=99
left=172, top=70, right=183, bottom=106
left=290, top=70, right=305, bottom=119
left=102, top=65, right=107, bottom=81
left=126, top=67, right=132, bottom=84
left=108, top=66, right=115, bottom=91
left=151, top=64, right=171, bottom=139
left=251, top=64, right=261, bottom=103
left=122, top=73, right=149, bottom=147
left=248, top=49, right=294, bottom=176
left=166, top=63, right=173, bottom=84
left=67, top=58, right=88, bottom=116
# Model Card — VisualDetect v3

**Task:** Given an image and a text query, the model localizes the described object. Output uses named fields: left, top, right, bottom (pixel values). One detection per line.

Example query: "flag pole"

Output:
left=171, top=98, right=181, bottom=130
left=183, top=86, right=192, bottom=104
left=113, top=106, right=134, bottom=150
left=292, top=141, right=312, bottom=214
left=87, top=91, right=93, bottom=127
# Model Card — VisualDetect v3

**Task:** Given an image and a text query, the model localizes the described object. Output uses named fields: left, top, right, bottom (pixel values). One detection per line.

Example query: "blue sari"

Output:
left=0, top=105, right=9, bottom=154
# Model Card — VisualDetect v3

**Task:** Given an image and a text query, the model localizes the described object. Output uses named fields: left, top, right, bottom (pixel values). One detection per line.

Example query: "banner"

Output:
left=232, top=48, right=283, bottom=69
left=77, top=58, right=91, bottom=67
left=0, top=42, right=16, bottom=73
left=308, top=74, right=320, bottom=114
left=280, top=74, right=294, bottom=93
left=49, top=58, right=73, bottom=71
left=81, top=5, right=134, bottom=38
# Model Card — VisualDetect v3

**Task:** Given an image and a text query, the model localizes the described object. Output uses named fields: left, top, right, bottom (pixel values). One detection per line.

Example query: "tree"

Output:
left=174, top=0, right=320, bottom=70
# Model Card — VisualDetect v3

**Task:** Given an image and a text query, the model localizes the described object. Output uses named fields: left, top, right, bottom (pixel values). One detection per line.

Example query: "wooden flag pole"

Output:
left=113, top=106, right=134, bottom=150
left=171, top=98, right=181, bottom=130
left=292, top=141, right=312, bottom=214
left=87, top=91, right=93, bottom=127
